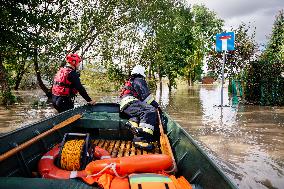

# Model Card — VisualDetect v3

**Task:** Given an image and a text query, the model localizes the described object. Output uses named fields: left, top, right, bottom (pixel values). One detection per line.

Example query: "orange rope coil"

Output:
left=60, top=139, right=84, bottom=171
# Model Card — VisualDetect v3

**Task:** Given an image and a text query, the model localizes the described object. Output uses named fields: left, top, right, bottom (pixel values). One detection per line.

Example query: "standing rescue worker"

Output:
left=120, top=65, right=159, bottom=150
left=52, top=53, right=96, bottom=113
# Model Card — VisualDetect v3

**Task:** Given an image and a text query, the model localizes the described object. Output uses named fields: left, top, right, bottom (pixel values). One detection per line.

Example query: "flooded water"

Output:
left=0, top=84, right=283, bottom=189
left=0, top=90, right=56, bottom=134
left=158, top=83, right=284, bottom=189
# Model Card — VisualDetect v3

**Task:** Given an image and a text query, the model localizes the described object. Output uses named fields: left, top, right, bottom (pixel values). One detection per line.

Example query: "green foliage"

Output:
left=0, top=0, right=72, bottom=95
left=0, top=0, right=240, bottom=99
left=81, top=63, right=125, bottom=92
left=147, top=78, right=157, bottom=91
left=245, top=61, right=284, bottom=105
left=206, top=70, right=218, bottom=80
left=140, top=4, right=223, bottom=89
left=0, top=91, right=16, bottom=105
left=106, top=64, right=126, bottom=85
left=177, top=5, right=223, bottom=86
left=245, top=10, right=284, bottom=106
left=32, top=100, right=47, bottom=108
left=261, top=10, right=284, bottom=63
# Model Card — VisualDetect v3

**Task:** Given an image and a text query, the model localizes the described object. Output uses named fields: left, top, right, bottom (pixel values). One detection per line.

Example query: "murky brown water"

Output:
left=0, top=84, right=283, bottom=189
left=0, top=90, right=56, bottom=134
left=158, top=83, right=284, bottom=189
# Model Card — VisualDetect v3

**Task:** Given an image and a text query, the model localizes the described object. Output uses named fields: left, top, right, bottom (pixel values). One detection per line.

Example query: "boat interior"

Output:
left=0, top=103, right=237, bottom=189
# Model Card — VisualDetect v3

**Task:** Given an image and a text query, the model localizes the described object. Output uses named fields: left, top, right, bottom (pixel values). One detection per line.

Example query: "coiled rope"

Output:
left=60, top=139, right=84, bottom=171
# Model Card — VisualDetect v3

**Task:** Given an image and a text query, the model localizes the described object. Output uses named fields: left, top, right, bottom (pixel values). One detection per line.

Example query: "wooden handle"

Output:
left=0, top=114, right=81, bottom=162
left=157, top=110, right=177, bottom=172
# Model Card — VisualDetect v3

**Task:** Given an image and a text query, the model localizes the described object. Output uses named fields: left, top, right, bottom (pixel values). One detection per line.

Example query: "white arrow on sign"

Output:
left=219, top=35, right=232, bottom=51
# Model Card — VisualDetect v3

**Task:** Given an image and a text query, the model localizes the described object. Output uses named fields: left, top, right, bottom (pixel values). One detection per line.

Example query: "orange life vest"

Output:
left=129, top=173, right=176, bottom=189
left=52, top=67, right=78, bottom=96
left=129, top=173, right=193, bottom=189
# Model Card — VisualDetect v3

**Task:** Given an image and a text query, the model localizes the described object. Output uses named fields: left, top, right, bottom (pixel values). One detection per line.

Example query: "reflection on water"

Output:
left=0, top=85, right=283, bottom=189
left=163, top=84, right=284, bottom=189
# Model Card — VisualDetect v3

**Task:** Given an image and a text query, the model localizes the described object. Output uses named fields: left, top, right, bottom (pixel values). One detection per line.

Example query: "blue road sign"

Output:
left=216, top=32, right=235, bottom=52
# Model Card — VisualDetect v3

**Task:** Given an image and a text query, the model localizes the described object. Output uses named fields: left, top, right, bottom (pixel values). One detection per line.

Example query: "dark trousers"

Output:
left=52, top=95, right=74, bottom=113
left=123, top=100, right=158, bottom=141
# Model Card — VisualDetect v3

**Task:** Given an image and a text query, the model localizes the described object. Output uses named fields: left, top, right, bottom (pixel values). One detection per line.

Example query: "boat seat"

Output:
left=79, top=112, right=128, bottom=129
left=0, top=177, right=99, bottom=189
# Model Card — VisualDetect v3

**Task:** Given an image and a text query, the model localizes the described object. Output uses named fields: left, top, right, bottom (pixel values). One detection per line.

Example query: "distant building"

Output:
left=202, top=76, right=215, bottom=84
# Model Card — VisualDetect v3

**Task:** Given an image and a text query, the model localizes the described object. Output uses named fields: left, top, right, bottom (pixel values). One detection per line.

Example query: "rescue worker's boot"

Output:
left=133, top=136, right=154, bottom=151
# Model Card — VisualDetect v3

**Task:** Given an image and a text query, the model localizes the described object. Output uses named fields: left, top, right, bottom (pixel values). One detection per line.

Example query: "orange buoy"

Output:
left=94, top=146, right=111, bottom=159
left=85, top=154, right=173, bottom=177
left=38, top=145, right=87, bottom=179
left=38, top=145, right=110, bottom=179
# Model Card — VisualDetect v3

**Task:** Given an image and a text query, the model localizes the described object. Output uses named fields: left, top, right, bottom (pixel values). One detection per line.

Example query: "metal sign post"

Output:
left=216, top=32, right=235, bottom=107
left=221, top=51, right=226, bottom=107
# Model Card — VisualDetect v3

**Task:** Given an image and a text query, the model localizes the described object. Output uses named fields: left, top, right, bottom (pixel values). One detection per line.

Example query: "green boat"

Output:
left=0, top=103, right=238, bottom=189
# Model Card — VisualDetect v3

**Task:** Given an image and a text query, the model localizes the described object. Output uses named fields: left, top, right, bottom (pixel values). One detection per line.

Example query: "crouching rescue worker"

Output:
left=52, top=53, right=96, bottom=113
left=119, top=65, right=159, bottom=150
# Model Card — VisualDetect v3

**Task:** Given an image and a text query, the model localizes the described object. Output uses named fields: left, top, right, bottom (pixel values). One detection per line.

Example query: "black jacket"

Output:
left=130, top=75, right=159, bottom=108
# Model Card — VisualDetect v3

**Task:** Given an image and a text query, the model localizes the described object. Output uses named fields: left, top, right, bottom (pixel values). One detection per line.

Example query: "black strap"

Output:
left=123, top=85, right=132, bottom=90
left=54, top=81, right=71, bottom=87
left=165, top=183, right=169, bottom=189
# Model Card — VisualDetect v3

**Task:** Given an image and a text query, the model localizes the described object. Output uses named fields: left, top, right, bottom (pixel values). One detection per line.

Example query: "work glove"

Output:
left=88, top=100, right=96, bottom=105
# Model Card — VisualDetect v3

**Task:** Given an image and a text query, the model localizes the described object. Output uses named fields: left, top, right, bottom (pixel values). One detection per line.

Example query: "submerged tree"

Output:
left=181, top=5, right=223, bottom=86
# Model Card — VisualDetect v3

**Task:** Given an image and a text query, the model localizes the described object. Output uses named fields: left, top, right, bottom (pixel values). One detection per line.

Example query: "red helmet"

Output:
left=66, top=54, right=81, bottom=67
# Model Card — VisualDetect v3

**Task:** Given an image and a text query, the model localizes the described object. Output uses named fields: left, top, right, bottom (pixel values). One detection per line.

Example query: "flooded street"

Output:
left=159, top=83, right=284, bottom=189
left=0, top=84, right=284, bottom=189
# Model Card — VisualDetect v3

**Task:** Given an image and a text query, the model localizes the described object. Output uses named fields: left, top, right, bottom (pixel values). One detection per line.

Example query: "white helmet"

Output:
left=131, top=65, right=146, bottom=77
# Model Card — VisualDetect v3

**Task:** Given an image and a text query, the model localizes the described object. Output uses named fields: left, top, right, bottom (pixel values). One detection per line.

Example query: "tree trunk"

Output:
left=147, top=62, right=152, bottom=79
left=0, top=55, right=12, bottom=104
left=33, top=48, right=52, bottom=98
left=14, top=69, right=25, bottom=90
left=157, top=66, right=162, bottom=91
left=159, top=75, right=162, bottom=93
left=14, top=59, right=26, bottom=90
left=168, top=75, right=172, bottom=92
left=187, top=74, right=192, bottom=87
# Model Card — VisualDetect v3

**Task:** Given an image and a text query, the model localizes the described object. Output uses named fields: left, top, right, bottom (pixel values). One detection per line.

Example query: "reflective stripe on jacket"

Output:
left=143, top=94, right=155, bottom=105
left=119, top=96, right=138, bottom=111
left=139, top=122, right=154, bottom=135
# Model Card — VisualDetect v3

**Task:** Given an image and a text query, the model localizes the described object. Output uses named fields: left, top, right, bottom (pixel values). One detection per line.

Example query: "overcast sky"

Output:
left=187, top=0, right=284, bottom=45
